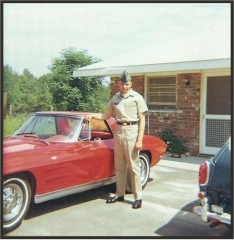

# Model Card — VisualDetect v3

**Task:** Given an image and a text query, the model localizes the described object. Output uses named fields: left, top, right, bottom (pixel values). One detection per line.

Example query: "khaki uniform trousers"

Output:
left=114, top=124, right=142, bottom=200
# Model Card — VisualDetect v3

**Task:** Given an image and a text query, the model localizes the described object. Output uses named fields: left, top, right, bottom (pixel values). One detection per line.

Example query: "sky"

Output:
left=3, top=2, right=231, bottom=78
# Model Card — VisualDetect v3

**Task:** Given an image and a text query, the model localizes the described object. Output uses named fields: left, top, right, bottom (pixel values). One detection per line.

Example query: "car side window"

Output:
left=79, top=119, right=112, bottom=141
left=80, top=123, right=91, bottom=140
left=90, top=119, right=112, bottom=140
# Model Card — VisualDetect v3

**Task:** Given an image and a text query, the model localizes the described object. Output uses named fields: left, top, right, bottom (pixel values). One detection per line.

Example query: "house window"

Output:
left=147, top=77, right=176, bottom=111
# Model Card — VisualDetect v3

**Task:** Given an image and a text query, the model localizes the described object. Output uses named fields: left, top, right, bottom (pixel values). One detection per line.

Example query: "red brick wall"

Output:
left=110, top=73, right=201, bottom=155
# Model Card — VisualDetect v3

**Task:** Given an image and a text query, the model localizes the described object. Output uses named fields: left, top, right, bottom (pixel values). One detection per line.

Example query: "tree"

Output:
left=37, top=74, right=53, bottom=111
left=17, top=69, right=38, bottom=113
left=48, top=47, right=108, bottom=111
left=82, top=83, right=110, bottom=112
left=3, top=48, right=110, bottom=115
left=3, top=66, right=53, bottom=114
left=3, top=65, right=21, bottom=112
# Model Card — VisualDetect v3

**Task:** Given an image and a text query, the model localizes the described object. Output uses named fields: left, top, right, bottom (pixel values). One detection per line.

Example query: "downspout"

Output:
left=144, top=74, right=150, bottom=135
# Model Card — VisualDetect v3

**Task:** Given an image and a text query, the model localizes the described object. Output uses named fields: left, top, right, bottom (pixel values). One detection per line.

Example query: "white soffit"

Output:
left=73, top=37, right=230, bottom=77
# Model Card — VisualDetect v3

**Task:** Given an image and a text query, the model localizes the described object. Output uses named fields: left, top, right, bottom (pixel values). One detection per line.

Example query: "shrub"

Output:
left=167, top=138, right=187, bottom=158
left=160, top=128, right=187, bottom=158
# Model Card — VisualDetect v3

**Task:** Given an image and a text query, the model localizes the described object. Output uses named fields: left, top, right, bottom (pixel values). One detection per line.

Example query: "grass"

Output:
left=3, top=114, right=32, bottom=138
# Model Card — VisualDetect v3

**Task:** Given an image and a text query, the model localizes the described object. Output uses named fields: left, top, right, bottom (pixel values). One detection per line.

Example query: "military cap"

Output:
left=119, top=70, right=131, bottom=83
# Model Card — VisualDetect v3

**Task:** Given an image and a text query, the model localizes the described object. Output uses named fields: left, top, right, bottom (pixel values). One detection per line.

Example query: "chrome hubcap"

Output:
left=3, top=184, right=23, bottom=221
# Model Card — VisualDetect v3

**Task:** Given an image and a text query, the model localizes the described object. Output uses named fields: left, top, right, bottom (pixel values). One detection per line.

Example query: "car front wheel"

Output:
left=126, top=153, right=150, bottom=193
left=3, top=176, right=32, bottom=233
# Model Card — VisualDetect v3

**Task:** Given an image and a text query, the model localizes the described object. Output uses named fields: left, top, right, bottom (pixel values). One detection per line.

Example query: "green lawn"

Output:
left=3, top=114, right=32, bottom=138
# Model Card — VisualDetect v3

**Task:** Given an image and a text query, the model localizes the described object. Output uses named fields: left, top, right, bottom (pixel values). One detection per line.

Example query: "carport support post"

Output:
left=147, top=111, right=149, bottom=135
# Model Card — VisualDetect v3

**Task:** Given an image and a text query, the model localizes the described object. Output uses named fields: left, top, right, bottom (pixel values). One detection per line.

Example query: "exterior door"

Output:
left=200, top=72, right=231, bottom=155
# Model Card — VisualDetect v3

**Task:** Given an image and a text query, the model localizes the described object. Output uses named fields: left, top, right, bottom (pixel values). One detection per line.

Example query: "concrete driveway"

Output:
left=4, top=156, right=231, bottom=238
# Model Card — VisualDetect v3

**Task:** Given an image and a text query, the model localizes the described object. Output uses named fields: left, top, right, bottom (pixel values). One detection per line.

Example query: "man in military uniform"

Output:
left=85, top=70, right=148, bottom=209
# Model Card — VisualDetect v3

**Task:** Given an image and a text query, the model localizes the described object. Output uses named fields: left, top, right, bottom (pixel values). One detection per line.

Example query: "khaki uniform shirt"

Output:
left=106, top=89, right=148, bottom=122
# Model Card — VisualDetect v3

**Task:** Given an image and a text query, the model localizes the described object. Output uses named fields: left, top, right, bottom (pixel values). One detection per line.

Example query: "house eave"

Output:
left=73, top=58, right=230, bottom=77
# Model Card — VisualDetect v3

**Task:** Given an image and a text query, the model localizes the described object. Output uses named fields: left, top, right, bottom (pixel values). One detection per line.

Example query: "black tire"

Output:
left=126, top=153, right=150, bottom=193
left=3, top=176, right=32, bottom=233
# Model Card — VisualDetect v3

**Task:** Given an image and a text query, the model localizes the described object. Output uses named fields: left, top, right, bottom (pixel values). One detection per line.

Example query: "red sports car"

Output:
left=3, top=111, right=167, bottom=232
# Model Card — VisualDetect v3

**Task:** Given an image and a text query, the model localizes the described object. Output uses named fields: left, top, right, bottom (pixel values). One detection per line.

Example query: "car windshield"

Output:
left=13, top=115, right=83, bottom=142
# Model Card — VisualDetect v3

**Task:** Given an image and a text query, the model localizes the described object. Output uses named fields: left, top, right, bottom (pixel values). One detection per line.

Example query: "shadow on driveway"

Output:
left=154, top=200, right=232, bottom=237
left=25, top=184, right=116, bottom=220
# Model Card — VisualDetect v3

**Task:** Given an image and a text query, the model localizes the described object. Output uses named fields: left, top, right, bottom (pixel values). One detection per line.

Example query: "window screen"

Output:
left=206, top=76, right=231, bottom=115
left=147, top=77, right=176, bottom=110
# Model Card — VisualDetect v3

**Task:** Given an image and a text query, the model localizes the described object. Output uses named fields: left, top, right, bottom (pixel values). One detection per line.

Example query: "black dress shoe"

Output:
left=106, top=195, right=124, bottom=203
left=132, top=199, right=142, bottom=209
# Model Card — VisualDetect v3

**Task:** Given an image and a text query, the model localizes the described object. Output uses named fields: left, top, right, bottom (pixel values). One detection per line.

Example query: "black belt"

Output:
left=117, top=121, right=138, bottom=126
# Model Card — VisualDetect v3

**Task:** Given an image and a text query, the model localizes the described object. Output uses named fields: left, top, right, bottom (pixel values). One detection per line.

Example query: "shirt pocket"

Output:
left=125, top=101, right=137, bottom=116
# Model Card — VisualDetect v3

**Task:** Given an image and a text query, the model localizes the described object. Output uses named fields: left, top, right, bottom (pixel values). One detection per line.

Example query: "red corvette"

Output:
left=3, top=111, right=167, bottom=232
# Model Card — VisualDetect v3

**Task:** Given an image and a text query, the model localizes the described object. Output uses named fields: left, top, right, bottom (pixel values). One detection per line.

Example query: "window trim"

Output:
left=146, top=76, right=176, bottom=112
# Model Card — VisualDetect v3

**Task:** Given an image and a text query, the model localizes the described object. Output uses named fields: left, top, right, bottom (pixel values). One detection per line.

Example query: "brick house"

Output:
left=73, top=39, right=231, bottom=156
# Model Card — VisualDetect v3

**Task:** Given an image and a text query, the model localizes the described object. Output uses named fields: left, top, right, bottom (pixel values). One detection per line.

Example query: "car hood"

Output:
left=4, top=137, right=48, bottom=154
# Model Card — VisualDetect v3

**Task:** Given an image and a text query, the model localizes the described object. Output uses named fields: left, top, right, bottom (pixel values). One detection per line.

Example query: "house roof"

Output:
left=73, top=37, right=230, bottom=77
